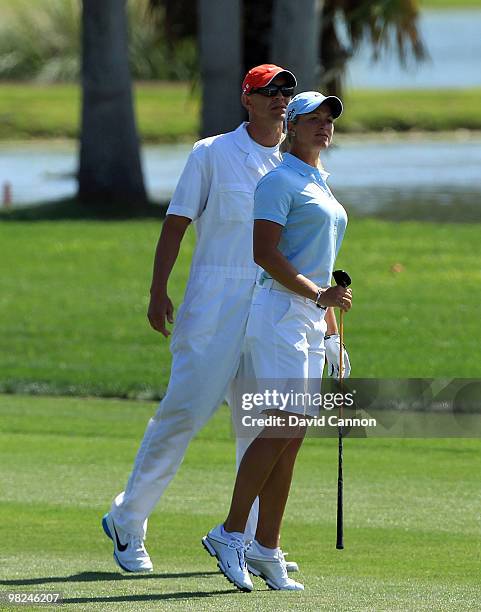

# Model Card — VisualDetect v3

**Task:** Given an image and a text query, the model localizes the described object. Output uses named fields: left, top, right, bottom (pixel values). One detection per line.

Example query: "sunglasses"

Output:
left=249, top=85, right=295, bottom=98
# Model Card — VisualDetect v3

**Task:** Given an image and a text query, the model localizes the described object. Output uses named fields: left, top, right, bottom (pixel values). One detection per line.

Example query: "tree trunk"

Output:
left=243, top=0, right=274, bottom=77
left=79, top=0, right=146, bottom=209
left=198, top=0, right=243, bottom=137
left=271, top=0, right=323, bottom=92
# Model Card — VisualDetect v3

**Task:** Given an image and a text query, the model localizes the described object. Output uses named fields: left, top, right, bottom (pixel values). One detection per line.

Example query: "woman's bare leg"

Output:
left=224, top=435, right=292, bottom=534
left=255, top=435, right=305, bottom=548
left=224, top=413, right=304, bottom=536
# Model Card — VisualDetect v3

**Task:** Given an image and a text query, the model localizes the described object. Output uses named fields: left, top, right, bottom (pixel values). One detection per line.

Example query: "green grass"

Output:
left=0, top=83, right=199, bottom=141
left=0, top=0, right=479, bottom=9
left=0, top=0, right=479, bottom=13
left=1, top=83, right=481, bottom=141
left=421, top=0, right=481, bottom=7
left=1, top=218, right=480, bottom=399
left=341, top=88, right=481, bottom=132
left=0, top=394, right=480, bottom=611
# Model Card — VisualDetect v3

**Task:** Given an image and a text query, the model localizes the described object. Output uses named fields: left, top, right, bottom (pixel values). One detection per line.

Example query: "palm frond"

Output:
left=327, top=0, right=426, bottom=63
left=320, top=0, right=427, bottom=95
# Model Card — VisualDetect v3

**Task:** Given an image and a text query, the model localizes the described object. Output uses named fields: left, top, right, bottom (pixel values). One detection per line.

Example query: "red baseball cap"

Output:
left=242, top=64, right=297, bottom=94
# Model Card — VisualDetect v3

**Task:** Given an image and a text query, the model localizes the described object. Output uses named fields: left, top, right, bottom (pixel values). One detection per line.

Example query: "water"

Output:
left=326, top=136, right=481, bottom=221
left=346, top=10, right=481, bottom=89
left=2, top=135, right=481, bottom=222
left=0, top=141, right=191, bottom=204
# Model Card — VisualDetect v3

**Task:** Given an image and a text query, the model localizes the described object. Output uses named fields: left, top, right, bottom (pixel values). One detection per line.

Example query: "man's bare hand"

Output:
left=148, top=293, right=174, bottom=337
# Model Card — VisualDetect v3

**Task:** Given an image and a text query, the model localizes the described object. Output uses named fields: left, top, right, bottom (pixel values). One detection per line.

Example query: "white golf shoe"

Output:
left=202, top=524, right=253, bottom=592
left=102, top=513, right=153, bottom=573
left=245, top=540, right=304, bottom=591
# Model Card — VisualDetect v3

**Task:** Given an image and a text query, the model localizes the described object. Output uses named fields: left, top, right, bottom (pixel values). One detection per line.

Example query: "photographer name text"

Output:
left=241, top=414, right=377, bottom=428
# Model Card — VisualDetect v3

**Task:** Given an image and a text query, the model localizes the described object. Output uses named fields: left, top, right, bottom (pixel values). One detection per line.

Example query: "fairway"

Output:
left=1, top=218, right=481, bottom=400
left=0, top=394, right=480, bottom=611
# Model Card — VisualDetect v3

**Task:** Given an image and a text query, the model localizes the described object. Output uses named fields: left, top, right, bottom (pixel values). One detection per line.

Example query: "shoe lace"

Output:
left=130, top=534, right=146, bottom=553
left=274, top=548, right=288, bottom=579
left=228, top=536, right=247, bottom=568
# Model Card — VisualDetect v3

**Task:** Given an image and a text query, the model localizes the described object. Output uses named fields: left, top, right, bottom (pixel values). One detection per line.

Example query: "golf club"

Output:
left=332, top=269, right=352, bottom=550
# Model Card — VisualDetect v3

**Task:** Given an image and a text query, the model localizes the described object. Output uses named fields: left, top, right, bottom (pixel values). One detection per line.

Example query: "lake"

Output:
left=347, top=9, right=481, bottom=89
left=2, top=133, right=481, bottom=222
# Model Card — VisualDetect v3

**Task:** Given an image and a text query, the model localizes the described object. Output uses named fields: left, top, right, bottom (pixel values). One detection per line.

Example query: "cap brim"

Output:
left=266, top=69, right=297, bottom=88
left=301, top=95, right=343, bottom=119
left=322, top=96, right=343, bottom=119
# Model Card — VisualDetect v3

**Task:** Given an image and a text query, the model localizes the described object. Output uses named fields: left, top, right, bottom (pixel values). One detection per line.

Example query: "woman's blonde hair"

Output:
left=280, top=117, right=297, bottom=153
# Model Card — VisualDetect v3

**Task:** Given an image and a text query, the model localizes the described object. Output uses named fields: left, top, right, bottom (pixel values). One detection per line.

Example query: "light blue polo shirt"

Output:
left=254, top=152, right=347, bottom=287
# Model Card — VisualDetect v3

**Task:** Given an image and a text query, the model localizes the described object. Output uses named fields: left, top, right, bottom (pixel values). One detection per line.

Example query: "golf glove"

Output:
left=324, top=334, right=351, bottom=379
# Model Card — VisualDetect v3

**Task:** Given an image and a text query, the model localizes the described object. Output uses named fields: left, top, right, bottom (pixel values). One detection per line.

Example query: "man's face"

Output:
left=242, top=76, right=293, bottom=123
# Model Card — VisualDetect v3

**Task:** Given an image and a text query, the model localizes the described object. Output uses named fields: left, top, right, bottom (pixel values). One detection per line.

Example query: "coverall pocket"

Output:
left=217, top=183, right=253, bottom=222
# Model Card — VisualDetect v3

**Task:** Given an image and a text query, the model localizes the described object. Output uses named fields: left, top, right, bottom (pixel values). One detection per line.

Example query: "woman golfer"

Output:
left=203, top=91, right=352, bottom=591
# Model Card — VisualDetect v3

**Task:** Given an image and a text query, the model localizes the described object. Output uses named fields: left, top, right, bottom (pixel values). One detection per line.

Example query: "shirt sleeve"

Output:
left=254, top=170, right=292, bottom=226
left=166, top=144, right=211, bottom=221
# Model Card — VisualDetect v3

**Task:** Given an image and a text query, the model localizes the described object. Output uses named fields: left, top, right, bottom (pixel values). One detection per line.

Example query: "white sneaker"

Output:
left=245, top=540, right=304, bottom=591
left=283, top=552, right=300, bottom=573
left=202, top=524, right=253, bottom=592
left=102, top=513, right=153, bottom=573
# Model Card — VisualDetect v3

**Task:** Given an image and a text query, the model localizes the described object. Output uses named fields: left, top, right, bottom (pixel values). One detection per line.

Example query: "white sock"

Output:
left=254, top=540, right=279, bottom=558
left=221, top=524, right=244, bottom=541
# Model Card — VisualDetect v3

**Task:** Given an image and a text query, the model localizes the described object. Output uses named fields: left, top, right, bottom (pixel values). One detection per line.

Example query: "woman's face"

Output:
left=290, top=102, right=334, bottom=150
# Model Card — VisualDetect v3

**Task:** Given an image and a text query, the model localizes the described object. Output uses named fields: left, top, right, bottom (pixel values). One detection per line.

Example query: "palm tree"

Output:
left=149, top=0, right=243, bottom=137
left=150, top=0, right=425, bottom=131
left=79, top=0, right=147, bottom=210
left=271, top=0, right=322, bottom=93
left=198, top=0, right=243, bottom=137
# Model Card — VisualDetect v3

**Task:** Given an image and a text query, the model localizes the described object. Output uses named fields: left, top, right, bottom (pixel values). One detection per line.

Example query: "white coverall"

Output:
left=111, top=123, right=282, bottom=539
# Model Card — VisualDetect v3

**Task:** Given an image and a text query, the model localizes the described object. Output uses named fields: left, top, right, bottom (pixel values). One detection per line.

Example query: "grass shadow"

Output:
left=63, top=590, right=238, bottom=604
left=0, top=198, right=168, bottom=221
left=0, top=570, right=220, bottom=586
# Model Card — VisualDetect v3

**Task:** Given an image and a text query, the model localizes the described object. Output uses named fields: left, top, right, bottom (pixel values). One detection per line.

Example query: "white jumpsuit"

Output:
left=111, top=123, right=282, bottom=538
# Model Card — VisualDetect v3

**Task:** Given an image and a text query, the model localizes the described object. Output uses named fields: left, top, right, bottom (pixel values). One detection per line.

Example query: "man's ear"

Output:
left=241, top=93, right=251, bottom=113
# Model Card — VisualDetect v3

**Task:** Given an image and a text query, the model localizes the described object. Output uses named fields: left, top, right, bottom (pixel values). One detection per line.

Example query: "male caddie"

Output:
left=101, top=64, right=300, bottom=572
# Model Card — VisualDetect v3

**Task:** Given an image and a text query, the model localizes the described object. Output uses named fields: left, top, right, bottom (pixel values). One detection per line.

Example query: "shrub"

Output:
left=0, top=0, right=197, bottom=82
